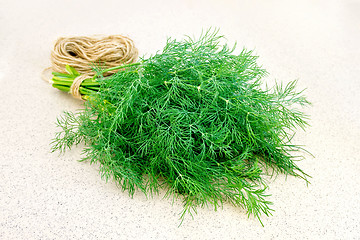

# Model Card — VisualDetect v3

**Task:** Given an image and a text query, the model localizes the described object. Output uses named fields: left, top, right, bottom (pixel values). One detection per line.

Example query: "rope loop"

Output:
left=51, top=35, right=138, bottom=76
left=70, top=74, right=92, bottom=100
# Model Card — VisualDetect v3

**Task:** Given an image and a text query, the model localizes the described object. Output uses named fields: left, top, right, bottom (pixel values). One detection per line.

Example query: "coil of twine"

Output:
left=45, top=34, right=139, bottom=100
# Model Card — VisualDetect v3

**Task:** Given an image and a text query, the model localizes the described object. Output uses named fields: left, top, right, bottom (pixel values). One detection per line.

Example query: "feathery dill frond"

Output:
left=52, top=29, right=310, bottom=224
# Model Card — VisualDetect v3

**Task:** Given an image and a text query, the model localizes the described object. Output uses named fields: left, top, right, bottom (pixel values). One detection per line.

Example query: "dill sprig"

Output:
left=51, top=30, right=310, bottom=225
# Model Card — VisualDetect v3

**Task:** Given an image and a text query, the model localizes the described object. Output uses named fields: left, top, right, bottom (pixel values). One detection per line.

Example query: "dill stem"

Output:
left=100, top=62, right=142, bottom=74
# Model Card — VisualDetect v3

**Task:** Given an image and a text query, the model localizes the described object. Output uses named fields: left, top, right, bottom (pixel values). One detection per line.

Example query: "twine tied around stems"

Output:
left=70, top=74, right=91, bottom=100
left=43, top=34, right=139, bottom=100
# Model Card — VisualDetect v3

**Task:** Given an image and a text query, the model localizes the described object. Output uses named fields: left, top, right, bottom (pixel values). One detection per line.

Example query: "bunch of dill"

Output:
left=52, top=30, right=310, bottom=224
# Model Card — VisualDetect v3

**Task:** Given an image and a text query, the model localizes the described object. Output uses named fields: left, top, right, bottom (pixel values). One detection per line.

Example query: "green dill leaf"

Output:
left=52, top=29, right=311, bottom=224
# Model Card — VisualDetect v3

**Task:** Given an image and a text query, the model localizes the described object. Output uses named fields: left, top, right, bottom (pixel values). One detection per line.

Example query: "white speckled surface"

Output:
left=1, top=0, right=359, bottom=239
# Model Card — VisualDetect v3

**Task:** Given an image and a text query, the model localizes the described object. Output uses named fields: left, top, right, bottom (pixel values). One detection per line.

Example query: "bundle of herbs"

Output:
left=51, top=30, right=310, bottom=224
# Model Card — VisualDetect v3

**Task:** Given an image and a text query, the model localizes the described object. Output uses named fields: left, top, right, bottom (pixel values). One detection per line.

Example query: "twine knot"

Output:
left=70, top=74, right=92, bottom=100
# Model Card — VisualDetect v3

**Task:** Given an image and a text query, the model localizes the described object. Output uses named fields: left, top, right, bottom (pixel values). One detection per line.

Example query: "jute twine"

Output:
left=44, top=34, right=138, bottom=100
